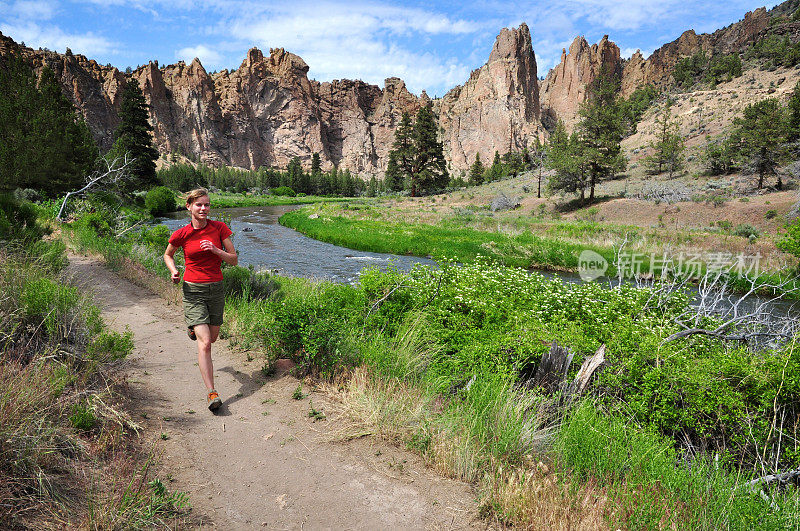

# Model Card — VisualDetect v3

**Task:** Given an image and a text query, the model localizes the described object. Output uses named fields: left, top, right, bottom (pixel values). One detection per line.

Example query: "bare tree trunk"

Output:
left=57, top=154, right=134, bottom=221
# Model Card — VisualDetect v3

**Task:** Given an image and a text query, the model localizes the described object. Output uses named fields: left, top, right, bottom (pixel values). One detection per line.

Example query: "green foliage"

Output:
left=387, top=105, right=448, bottom=196
left=547, top=121, right=590, bottom=201
left=69, top=402, right=97, bottom=432
left=223, top=265, right=282, bottom=301
left=114, top=78, right=158, bottom=190
left=747, top=34, right=800, bottom=68
left=292, top=383, right=305, bottom=400
left=643, top=102, right=685, bottom=177
left=576, top=71, right=627, bottom=200
left=621, top=84, right=658, bottom=133
left=144, top=186, right=177, bottom=215
left=271, top=186, right=296, bottom=197
left=0, top=193, right=46, bottom=242
left=733, top=98, right=788, bottom=189
left=157, top=163, right=204, bottom=191
left=673, top=50, right=708, bottom=89
left=702, top=133, right=740, bottom=175
left=777, top=217, right=800, bottom=265
left=0, top=56, right=97, bottom=196
left=788, top=81, right=800, bottom=142
left=733, top=223, right=759, bottom=239
left=468, top=152, right=485, bottom=186
left=704, top=53, right=743, bottom=86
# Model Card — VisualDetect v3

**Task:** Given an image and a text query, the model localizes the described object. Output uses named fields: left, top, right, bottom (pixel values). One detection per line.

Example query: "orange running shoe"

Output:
left=207, top=390, right=222, bottom=411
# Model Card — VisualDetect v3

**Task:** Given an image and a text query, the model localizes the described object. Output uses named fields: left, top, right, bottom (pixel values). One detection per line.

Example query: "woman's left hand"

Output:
left=200, top=239, right=218, bottom=253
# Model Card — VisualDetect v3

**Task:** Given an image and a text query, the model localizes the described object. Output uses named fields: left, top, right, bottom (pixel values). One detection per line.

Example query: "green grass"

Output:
left=208, top=192, right=347, bottom=208
left=280, top=207, right=614, bottom=272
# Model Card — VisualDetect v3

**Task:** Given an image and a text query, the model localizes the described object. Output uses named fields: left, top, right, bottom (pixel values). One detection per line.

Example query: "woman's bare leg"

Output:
left=193, top=324, right=215, bottom=391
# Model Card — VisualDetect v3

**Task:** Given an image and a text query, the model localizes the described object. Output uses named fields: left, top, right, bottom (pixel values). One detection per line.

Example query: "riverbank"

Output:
left=281, top=202, right=800, bottom=297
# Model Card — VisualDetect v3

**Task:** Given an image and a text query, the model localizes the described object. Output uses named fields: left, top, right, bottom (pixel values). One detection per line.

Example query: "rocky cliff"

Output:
left=539, top=35, right=621, bottom=130
left=0, top=25, right=541, bottom=176
left=540, top=7, right=772, bottom=130
left=436, top=23, right=543, bottom=170
left=0, top=2, right=789, bottom=176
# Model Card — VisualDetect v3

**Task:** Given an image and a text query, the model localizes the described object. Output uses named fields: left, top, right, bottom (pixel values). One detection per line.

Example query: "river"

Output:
left=160, top=204, right=436, bottom=284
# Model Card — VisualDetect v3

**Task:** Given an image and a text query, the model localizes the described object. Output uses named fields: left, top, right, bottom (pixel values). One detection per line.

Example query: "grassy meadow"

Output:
left=54, top=188, right=800, bottom=528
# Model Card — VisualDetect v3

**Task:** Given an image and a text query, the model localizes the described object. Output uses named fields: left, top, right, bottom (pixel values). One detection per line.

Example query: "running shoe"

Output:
left=207, top=390, right=222, bottom=411
left=188, top=326, right=196, bottom=341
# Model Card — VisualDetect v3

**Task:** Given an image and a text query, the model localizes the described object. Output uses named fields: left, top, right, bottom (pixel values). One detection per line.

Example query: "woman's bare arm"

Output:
left=164, top=243, right=181, bottom=283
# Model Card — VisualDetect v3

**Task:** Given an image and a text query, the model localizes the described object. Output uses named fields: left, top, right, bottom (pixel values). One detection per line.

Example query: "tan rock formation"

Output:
left=539, top=35, right=622, bottom=130
left=436, top=23, right=542, bottom=172
left=621, top=8, right=770, bottom=97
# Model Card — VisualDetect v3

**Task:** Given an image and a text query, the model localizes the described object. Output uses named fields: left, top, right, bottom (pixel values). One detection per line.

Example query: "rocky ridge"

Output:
left=0, top=3, right=794, bottom=176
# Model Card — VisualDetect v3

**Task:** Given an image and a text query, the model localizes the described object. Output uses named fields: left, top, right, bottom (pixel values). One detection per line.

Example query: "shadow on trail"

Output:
left=218, top=366, right=268, bottom=410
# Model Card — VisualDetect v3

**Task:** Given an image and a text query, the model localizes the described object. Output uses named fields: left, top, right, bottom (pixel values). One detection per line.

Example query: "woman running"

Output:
left=164, top=188, right=237, bottom=411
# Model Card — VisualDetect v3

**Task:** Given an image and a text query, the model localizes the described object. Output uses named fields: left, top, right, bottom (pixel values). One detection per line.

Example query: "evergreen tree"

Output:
left=114, top=78, right=158, bottom=190
left=547, top=121, right=589, bottom=202
left=644, top=101, right=685, bottom=178
left=391, top=112, right=414, bottom=183
left=384, top=151, right=404, bottom=192
left=734, top=98, right=788, bottom=189
left=577, top=71, right=627, bottom=201
left=409, top=105, right=448, bottom=195
left=286, top=156, right=303, bottom=192
left=468, top=153, right=484, bottom=186
left=787, top=82, right=800, bottom=142
left=487, top=151, right=504, bottom=182
left=0, top=56, right=97, bottom=195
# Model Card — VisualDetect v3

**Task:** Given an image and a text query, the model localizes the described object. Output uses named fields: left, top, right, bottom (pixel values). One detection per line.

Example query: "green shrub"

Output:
left=69, top=402, right=96, bottom=432
left=223, top=265, right=282, bottom=301
left=270, top=186, right=296, bottom=197
left=145, top=186, right=177, bottom=216
left=765, top=209, right=778, bottom=220
left=733, top=223, right=760, bottom=239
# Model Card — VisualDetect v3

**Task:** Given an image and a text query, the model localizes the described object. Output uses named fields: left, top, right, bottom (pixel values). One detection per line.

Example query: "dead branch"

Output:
left=56, top=153, right=135, bottom=221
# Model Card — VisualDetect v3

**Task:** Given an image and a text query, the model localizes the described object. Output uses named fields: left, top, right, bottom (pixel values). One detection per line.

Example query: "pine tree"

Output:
left=392, top=112, right=414, bottom=182
left=409, top=104, right=448, bottom=195
left=787, top=82, right=800, bottom=142
left=0, top=56, right=96, bottom=195
left=114, top=78, right=158, bottom=190
left=644, top=101, right=685, bottom=178
left=286, top=157, right=303, bottom=192
left=384, top=151, right=404, bottom=192
left=734, top=98, right=788, bottom=189
left=577, top=71, right=627, bottom=200
left=487, top=151, right=504, bottom=182
left=468, top=153, right=484, bottom=186
left=547, top=121, right=589, bottom=202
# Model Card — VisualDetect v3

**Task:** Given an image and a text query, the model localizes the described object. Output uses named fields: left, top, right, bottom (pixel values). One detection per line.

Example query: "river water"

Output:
left=161, top=204, right=436, bottom=284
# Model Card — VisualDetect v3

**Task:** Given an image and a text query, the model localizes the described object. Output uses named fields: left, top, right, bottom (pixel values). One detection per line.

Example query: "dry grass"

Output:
left=325, top=367, right=612, bottom=530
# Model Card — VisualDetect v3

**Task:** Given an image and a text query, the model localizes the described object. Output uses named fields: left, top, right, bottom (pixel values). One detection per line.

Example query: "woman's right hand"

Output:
left=171, top=270, right=181, bottom=284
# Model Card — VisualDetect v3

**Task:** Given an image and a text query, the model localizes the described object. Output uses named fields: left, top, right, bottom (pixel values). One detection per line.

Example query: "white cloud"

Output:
left=220, top=0, right=487, bottom=94
left=176, top=44, right=223, bottom=69
left=9, top=0, right=57, bottom=20
left=1, top=21, right=114, bottom=55
left=620, top=47, right=653, bottom=60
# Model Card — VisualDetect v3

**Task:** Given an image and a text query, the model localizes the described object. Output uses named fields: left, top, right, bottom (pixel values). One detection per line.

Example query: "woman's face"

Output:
left=187, top=195, right=210, bottom=220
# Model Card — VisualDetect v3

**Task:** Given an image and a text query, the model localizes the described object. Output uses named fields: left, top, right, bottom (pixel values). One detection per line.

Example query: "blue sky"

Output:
left=0, top=0, right=782, bottom=97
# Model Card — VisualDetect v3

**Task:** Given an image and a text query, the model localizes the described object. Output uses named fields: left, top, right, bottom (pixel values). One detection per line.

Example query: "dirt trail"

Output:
left=67, top=254, right=484, bottom=530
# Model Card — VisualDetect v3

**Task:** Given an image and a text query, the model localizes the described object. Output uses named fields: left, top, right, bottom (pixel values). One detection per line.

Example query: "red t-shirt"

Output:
left=168, top=220, right=233, bottom=283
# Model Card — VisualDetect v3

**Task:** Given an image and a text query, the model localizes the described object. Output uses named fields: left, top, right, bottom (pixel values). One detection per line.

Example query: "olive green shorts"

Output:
left=182, top=281, right=225, bottom=327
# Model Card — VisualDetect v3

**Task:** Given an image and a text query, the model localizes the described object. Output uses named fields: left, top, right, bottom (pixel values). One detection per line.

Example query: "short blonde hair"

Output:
left=184, top=188, right=209, bottom=205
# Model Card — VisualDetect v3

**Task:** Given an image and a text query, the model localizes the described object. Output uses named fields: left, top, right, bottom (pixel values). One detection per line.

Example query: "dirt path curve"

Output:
left=67, top=253, right=484, bottom=530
